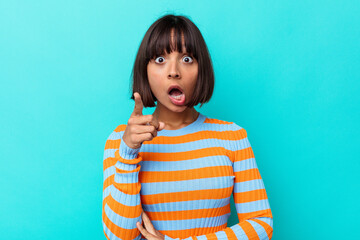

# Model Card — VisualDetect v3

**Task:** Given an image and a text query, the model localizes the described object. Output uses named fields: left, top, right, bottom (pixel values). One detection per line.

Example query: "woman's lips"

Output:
left=168, top=92, right=185, bottom=105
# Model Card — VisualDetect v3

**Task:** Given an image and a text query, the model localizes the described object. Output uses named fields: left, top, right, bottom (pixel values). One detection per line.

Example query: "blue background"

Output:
left=1, top=1, right=359, bottom=239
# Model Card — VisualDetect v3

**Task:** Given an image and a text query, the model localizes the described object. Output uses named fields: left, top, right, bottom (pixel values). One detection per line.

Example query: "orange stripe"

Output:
left=102, top=203, right=140, bottom=240
left=241, top=221, right=260, bottom=239
left=113, top=182, right=141, bottom=195
left=104, top=194, right=142, bottom=218
left=103, top=174, right=141, bottom=195
left=250, top=218, right=273, bottom=239
left=114, top=149, right=142, bottom=164
left=205, top=233, right=219, bottom=240
left=103, top=229, right=110, bottom=240
left=234, top=189, right=268, bottom=203
left=238, top=209, right=273, bottom=222
left=103, top=157, right=117, bottom=171
left=234, top=168, right=261, bottom=182
left=114, top=124, right=127, bottom=132
left=105, top=139, right=121, bottom=150
left=204, top=118, right=233, bottom=125
left=103, top=174, right=114, bottom=190
left=140, top=165, right=233, bottom=182
left=147, top=204, right=230, bottom=221
left=141, top=186, right=233, bottom=205
left=224, top=227, right=238, bottom=239
left=233, top=147, right=255, bottom=162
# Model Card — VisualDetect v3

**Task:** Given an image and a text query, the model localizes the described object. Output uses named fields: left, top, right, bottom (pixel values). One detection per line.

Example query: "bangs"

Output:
left=146, top=23, right=198, bottom=60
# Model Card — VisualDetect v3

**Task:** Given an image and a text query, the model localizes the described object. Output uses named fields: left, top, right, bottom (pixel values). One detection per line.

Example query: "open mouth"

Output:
left=168, top=85, right=185, bottom=105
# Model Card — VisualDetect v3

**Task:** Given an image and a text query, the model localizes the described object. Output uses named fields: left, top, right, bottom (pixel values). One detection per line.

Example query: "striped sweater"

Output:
left=102, top=113, right=273, bottom=240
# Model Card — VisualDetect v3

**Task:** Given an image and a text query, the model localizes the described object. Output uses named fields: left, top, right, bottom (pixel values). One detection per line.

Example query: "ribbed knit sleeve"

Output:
left=164, top=127, right=273, bottom=240
left=102, top=127, right=144, bottom=240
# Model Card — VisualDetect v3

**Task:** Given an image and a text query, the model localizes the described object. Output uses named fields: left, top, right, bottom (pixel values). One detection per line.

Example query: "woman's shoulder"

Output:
left=201, top=115, right=249, bottom=141
left=203, top=115, right=245, bottom=131
left=113, top=123, right=127, bottom=133
left=104, top=123, right=127, bottom=143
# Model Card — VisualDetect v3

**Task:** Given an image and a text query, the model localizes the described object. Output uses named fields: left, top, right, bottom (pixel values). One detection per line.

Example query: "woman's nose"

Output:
left=167, top=61, right=180, bottom=79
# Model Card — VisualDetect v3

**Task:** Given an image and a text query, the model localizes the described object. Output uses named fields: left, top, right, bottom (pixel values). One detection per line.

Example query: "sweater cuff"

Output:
left=119, top=135, right=141, bottom=160
left=165, top=235, right=180, bottom=240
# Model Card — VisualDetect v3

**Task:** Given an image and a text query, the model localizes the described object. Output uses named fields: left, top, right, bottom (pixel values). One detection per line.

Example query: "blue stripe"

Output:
left=140, top=137, right=249, bottom=153
left=114, top=170, right=139, bottom=184
left=157, top=114, right=206, bottom=136
left=108, top=131, right=124, bottom=140
left=233, top=158, right=258, bottom=172
left=164, top=235, right=179, bottom=240
left=235, top=199, right=270, bottom=213
left=103, top=166, right=114, bottom=180
left=103, top=186, right=110, bottom=200
left=143, top=197, right=230, bottom=212
left=141, top=155, right=232, bottom=172
left=214, top=230, right=228, bottom=239
left=109, top=185, right=141, bottom=206
left=233, top=179, right=265, bottom=193
left=104, top=203, right=142, bottom=230
left=230, top=224, right=248, bottom=239
left=194, top=235, right=207, bottom=240
left=104, top=149, right=117, bottom=160
left=150, top=213, right=231, bottom=231
left=102, top=221, right=123, bottom=240
left=254, top=217, right=273, bottom=227
left=156, top=114, right=243, bottom=137
left=116, top=161, right=138, bottom=171
left=141, top=176, right=234, bottom=195
left=248, top=219, right=269, bottom=240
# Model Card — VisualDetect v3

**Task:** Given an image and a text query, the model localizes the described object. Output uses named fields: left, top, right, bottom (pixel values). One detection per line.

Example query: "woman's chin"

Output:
left=156, top=99, right=188, bottom=112
left=167, top=103, right=187, bottom=112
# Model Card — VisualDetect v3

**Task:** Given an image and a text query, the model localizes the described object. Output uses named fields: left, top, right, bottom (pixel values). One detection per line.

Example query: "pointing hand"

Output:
left=122, top=92, right=165, bottom=149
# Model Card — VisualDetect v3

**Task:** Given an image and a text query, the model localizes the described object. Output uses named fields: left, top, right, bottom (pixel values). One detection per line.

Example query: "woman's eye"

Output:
left=154, top=56, right=165, bottom=63
left=183, top=56, right=193, bottom=63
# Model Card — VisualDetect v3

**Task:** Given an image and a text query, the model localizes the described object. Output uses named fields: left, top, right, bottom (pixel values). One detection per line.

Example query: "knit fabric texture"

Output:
left=102, top=113, right=273, bottom=240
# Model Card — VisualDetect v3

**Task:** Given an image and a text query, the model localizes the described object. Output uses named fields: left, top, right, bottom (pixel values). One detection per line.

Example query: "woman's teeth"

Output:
left=170, top=93, right=184, bottom=100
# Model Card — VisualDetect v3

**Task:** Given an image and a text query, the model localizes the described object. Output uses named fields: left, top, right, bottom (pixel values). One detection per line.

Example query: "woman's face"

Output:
left=147, top=45, right=198, bottom=112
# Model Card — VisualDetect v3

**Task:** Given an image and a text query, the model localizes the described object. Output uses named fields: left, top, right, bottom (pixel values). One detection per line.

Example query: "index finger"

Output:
left=131, top=92, right=143, bottom=117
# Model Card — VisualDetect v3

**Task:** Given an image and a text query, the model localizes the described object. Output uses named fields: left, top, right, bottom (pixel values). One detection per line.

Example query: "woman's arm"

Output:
left=102, top=126, right=144, bottom=240
left=165, top=126, right=273, bottom=240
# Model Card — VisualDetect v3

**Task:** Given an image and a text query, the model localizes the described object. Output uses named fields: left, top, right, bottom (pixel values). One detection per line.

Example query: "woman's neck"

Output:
left=152, top=106, right=199, bottom=130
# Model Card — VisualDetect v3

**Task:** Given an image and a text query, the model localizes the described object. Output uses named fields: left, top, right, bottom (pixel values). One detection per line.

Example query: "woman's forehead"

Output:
left=169, top=31, right=187, bottom=51
left=148, top=27, right=195, bottom=58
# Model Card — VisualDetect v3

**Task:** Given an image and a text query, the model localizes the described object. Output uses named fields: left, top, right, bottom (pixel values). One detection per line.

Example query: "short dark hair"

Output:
left=129, top=14, right=215, bottom=108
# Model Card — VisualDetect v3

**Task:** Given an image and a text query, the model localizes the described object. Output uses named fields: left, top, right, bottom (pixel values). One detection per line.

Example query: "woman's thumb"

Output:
left=158, top=122, right=165, bottom=131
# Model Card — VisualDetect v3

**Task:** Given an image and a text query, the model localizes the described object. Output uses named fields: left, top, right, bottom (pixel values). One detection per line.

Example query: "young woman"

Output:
left=102, top=14, right=273, bottom=240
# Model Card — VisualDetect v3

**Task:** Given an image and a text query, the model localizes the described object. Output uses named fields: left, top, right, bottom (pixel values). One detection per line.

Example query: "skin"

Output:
left=137, top=211, right=165, bottom=240
left=148, top=29, right=200, bottom=130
